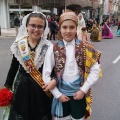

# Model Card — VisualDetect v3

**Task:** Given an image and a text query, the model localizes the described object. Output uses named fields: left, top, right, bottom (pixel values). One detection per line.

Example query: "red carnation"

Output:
left=0, top=88, right=13, bottom=107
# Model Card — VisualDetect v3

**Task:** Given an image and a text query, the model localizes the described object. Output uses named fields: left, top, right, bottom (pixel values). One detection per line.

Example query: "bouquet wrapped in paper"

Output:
left=0, top=87, right=13, bottom=107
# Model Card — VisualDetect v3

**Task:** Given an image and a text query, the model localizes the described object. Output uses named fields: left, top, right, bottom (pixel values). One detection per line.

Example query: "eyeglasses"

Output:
left=28, top=24, right=44, bottom=30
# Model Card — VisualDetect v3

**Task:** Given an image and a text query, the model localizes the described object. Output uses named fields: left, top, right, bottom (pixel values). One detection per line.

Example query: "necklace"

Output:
left=28, top=39, right=40, bottom=60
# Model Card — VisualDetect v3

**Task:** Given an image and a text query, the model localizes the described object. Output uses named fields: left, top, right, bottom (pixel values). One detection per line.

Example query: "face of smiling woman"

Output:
left=27, top=17, right=45, bottom=41
left=60, top=20, right=77, bottom=42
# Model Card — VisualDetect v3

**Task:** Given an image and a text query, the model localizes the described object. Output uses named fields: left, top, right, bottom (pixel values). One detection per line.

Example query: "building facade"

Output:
left=1, top=0, right=119, bottom=29
left=104, top=0, right=120, bottom=17
left=0, top=0, right=9, bottom=29
left=0, top=0, right=64, bottom=29
left=0, top=0, right=32, bottom=29
left=65, top=0, right=101, bottom=19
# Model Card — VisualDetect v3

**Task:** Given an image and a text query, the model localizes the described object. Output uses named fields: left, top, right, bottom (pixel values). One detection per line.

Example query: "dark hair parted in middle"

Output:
left=26, top=13, right=46, bottom=30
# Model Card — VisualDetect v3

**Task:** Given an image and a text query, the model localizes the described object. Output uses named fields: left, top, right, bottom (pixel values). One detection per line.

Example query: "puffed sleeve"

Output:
left=4, top=55, right=19, bottom=89
left=43, top=44, right=62, bottom=98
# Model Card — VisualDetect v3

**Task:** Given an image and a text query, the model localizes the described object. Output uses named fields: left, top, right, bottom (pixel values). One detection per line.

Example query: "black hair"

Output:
left=26, top=13, right=46, bottom=30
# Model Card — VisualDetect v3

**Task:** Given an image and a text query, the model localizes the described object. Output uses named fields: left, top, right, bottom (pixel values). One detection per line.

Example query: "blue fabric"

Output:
left=51, top=76, right=83, bottom=117
left=23, top=55, right=30, bottom=61
left=116, top=29, right=120, bottom=36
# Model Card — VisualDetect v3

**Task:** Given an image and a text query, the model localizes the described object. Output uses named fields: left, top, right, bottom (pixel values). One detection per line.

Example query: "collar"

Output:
left=63, top=39, right=75, bottom=47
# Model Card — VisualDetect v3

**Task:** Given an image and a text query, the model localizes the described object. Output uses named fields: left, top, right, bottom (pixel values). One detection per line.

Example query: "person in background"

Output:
left=49, top=18, right=57, bottom=40
left=78, top=26, right=90, bottom=42
left=47, top=16, right=51, bottom=27
left=77, top=13, right=86, bottom=38
left=19, top=13, right=25, bottom=25
left=46, top=16, right=51, bottom=39
left=116, top=20, right=120, bottom=36
left=86, top=19, right=93, bottom=33
left=115, top=18, right=118, bottom=26
left=2, top=12, right=56, bottom=120
left=43, top=11, right=101, bottom=120
left=14, top=13, right=20, bottom=36
left=90, top=20, right=102, bottom=42
left=96, top=20, right=102, bottom=41
left=102, top=19, right=113, bottom=39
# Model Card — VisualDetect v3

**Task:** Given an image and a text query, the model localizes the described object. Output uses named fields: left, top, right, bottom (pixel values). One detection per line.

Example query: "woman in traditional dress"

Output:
left=90, top=20, right=102, bottom=42
left=102, top=19, right=113, bottom=39
left=116, top=20, right=120, bottom=36
left=2, top=12, right=56, bottom=120
left=78, top=26, right=90, bottom=42
left=96, top=21, right=102, bottom=41
left=77, top=13, right=86, bottom=40
left=86, top=19, right=93, bottom=33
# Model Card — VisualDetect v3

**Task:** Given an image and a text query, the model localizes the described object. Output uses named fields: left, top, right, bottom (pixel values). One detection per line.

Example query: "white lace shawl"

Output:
left=77, top=13, right=86, bottom=29
left=10, top=11, right=51, bottom=72
left=16, top=11, right=49, bottom=40
left=10, top=37, right=52, bottom=72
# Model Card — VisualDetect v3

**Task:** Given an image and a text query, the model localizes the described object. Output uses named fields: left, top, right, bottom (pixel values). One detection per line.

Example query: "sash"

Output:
left=52, top=77, right=83, bottom=117
left=105, top=23, right=112, bottom=32
left=18, top=37, right=52, bottom=98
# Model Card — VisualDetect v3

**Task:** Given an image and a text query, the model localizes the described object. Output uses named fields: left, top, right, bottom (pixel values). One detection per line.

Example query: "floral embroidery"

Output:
left=11, top=37, right=51, bottom=71
left=58, top=40, right=64, bottom=48
left=53, top=39, right=85, bottom=79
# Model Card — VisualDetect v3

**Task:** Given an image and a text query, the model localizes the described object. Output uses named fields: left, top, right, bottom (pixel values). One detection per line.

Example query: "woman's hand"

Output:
left=42, top=79, right=57, bottom=91
left=58, top=94, right=70, bottom=102
left=73, top=90, right=85, bottom=100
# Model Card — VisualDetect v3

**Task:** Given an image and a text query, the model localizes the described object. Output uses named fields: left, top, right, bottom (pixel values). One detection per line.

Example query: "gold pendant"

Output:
left=30, top=51, right=35, bottom=60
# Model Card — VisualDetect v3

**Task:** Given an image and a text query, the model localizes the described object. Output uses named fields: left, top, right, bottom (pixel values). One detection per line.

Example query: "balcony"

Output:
left=39, top=0, right=65, bottom=8
left=65, top=0, right=101, bottom=9
left=14, top=0, right=65, bottom=8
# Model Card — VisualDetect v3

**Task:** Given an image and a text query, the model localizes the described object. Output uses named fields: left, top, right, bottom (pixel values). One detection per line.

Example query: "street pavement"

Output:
left=90, top=27, right=120, bottom=120
left=0, top=27, right=120, bottom=120
left=0, top=28, right=16, bottom=38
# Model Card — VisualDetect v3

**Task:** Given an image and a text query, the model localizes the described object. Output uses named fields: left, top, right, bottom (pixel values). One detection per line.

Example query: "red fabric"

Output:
left=47, top=18, right=51, bottom=23
left=84, top=110, right=90, bottom=119
left=118, top=21, right=120, bottom=26
left=0, top=88, right=13, bottom=107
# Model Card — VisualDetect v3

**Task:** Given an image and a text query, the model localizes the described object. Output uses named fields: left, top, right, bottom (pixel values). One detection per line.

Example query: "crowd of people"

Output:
left=0, top=10, right=119, bottom=120
left=86, top=16, right=120, bottom=40
left=45, top=13, right=120, bottom=42
left=14, top=12, right=120, bottom=41
left=78, top=15, right=120, bottom=41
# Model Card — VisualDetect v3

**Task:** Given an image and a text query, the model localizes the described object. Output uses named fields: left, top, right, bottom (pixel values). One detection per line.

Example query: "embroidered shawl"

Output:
left=53, top=39, right=101, bottom=119
left=10, top=36, right=52, bottom=72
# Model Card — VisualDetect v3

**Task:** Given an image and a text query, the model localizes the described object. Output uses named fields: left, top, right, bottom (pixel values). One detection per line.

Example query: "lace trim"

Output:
left=11, top=37, right=52, bottom=72
left=9, top=110, right=24, bottom=120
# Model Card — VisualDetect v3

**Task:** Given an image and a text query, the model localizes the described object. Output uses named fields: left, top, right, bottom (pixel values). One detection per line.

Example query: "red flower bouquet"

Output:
left=0, top=88, right=13, bottom=107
